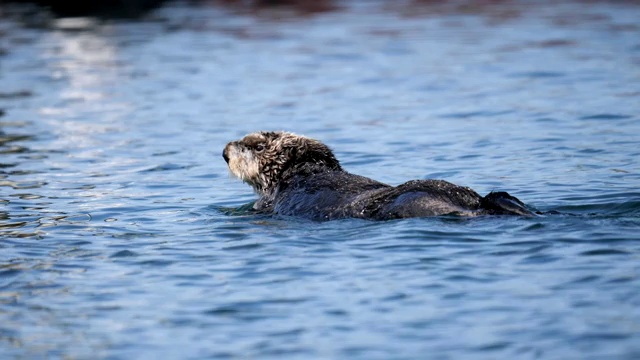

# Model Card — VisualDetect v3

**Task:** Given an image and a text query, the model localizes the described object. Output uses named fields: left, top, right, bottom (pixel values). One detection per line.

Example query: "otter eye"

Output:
left=255, top=144, right=265, bottom=152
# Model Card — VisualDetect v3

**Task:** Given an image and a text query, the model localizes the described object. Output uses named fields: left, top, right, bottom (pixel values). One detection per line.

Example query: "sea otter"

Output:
left=223, top=131, right=533, bottom=220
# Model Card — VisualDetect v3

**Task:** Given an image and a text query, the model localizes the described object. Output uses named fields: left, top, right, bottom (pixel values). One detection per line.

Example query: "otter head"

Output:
left=223, top=131, right=341, bottom=195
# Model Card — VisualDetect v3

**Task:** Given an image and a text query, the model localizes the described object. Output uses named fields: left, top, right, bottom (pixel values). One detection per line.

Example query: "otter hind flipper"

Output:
left=481, top=191, right=535, bottom=216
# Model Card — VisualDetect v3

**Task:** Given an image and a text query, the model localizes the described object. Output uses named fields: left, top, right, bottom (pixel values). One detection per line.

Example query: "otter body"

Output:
left=223, top=131, right=533, bottom=221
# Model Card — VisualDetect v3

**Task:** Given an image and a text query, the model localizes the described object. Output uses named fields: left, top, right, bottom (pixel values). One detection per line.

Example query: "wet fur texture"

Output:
left=223, top=131, right=533, bottom=220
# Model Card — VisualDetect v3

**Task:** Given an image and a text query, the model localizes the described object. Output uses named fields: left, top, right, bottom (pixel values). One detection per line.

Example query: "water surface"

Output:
left=1, top=1, right=640, bottom=358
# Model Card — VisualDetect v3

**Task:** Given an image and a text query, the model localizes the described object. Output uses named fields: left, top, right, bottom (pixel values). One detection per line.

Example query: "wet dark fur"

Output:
left=223, top=131, right=533, bottom=221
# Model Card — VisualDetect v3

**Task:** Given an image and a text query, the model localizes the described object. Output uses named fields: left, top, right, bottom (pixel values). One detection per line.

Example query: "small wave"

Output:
left=579, top=114, right=633, bottom=121
left=509, top=71, right=565, bottom=78
left=139, top=163, right=196, bottom=172
left=210, top=202, right=258, bottom=216
left=551, top=200, right=640, bottom=216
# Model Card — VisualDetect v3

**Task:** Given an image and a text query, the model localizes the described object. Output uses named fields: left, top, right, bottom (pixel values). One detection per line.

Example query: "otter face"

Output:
left=223, top=131, right=341, bottom=195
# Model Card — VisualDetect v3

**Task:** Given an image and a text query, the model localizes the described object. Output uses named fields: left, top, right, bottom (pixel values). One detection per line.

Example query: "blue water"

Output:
left=1, top=1, right=640, bottom=358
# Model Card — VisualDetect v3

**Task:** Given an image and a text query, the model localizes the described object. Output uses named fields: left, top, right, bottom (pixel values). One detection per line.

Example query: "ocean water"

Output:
left=1, top=1, right=639, bottom=358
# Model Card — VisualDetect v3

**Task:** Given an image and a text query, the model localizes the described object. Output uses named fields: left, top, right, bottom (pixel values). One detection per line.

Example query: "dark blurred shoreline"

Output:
left=0, top=0, right=337, bottom=18
left=2, top=0, right=640, bottom=19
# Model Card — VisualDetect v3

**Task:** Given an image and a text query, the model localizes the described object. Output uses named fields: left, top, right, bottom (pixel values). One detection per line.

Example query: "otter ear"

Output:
left=293, top=137, right=341, bottom=170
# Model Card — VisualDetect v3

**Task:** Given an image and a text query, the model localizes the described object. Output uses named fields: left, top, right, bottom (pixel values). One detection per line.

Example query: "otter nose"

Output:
left=222, top=145, right=230, bottom=163
left=223, top=142, right=236, bottom=163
